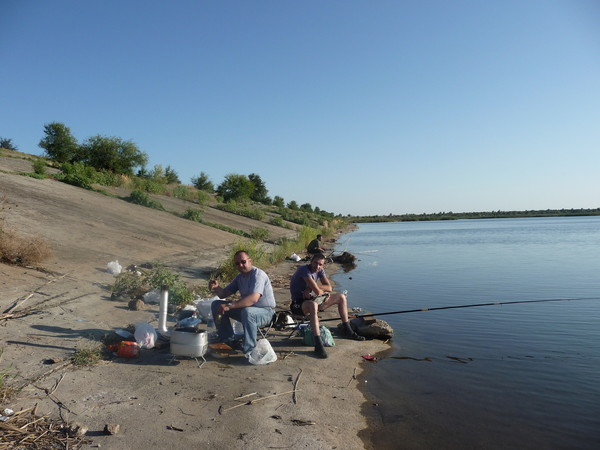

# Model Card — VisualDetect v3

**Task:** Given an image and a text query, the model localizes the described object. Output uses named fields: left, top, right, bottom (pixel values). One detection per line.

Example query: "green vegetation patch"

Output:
left=128, top=190, right=165, bottom=210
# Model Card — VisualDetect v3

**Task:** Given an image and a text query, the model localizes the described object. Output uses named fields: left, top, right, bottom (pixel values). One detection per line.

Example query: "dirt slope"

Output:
left=0, top=153, right=386, bottom=450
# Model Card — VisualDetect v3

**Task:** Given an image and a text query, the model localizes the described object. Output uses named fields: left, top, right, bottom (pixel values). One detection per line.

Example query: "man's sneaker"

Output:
left=345, top=330, right=366, bottom=341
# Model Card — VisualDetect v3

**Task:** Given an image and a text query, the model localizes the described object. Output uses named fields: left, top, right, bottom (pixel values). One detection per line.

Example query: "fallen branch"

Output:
left=347, top=367, right=357, bottom=387
left=220, top=389, right=301, bottom=414
left=292, top=368, right=302, bottom=404
left=2, top=273, right=69, bottom=315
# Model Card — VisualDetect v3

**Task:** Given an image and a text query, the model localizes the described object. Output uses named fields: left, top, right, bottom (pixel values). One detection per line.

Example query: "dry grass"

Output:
left=0, top=405, right=91, bottom=449
left=0, top=230, right=53, bottom=265
left=0, top=195, right=52, bottom=266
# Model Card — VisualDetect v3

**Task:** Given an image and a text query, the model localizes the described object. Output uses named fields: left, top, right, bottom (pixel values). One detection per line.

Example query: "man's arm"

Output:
left=218, top=292, right=261, bottom=314
left=208, top=280, right=232, bottom=299
left=302, top=275, right=329, bottom=297
left=318, top=274, right=333, bottom=293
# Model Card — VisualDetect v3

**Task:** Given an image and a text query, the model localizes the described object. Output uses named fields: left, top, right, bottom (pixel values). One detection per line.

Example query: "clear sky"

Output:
left=2, top=1, right=599, bottom=216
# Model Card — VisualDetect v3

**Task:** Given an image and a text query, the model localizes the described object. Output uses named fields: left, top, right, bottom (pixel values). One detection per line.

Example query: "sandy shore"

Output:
left=0, top=159, right=388, bottom=449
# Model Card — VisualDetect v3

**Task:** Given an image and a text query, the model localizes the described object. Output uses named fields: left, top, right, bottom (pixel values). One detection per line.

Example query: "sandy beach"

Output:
left=0, top=156, right=388, bottom=449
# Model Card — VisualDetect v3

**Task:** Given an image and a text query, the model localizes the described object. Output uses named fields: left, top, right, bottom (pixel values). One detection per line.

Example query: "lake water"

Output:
left=331, top=217, right=600, bottom=449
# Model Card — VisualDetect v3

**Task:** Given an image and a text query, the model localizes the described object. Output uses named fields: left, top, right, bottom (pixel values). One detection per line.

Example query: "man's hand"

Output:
left=209, top=279, right=219, bottom=292
left=217, top=303, right=230, bottom=314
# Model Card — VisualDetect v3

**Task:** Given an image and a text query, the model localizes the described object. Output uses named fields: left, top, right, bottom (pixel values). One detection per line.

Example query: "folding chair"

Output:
left=257, top=312, right=277, bottom=340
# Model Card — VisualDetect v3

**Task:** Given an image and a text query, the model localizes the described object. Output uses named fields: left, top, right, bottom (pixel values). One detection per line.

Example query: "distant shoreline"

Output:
left=352, top=208, right=600, bottom=223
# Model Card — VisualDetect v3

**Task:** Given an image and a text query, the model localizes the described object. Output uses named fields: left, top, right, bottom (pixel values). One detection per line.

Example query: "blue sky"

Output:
left=2, top=1, right=599, bottom=216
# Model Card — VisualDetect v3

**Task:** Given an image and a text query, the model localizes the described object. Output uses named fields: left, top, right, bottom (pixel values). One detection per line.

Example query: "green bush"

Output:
left=216, top=201, right=265, bottom=220
left=250, top=227, right=270, bottom=241
left=129, top=190, right=165, bottom=210
left=269, top=216, right=283, bottom=227
left=32, top=158, right=47, bottom=175
left=197, top=190, right=210, bottom=205
left=131, top=177, right=167, bottom=194
left=58, top=161, right=99, bottom=189
left=96, top=170, right=122, bottom=187
left=110, top=265, right=194, bottom=306
left=172, top=185, right=190, bottom=199
left=183, top=208, right=203, bottom=222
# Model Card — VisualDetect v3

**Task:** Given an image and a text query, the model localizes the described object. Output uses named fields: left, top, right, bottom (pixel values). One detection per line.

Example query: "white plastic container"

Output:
left=170, top=329, right=208, bottom=358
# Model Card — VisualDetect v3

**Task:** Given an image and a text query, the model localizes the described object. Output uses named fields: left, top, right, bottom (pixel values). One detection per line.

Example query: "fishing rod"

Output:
left=319, top=296, right=600, bottom=322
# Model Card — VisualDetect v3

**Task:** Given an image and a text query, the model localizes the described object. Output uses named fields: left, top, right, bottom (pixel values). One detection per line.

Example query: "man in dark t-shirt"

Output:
left=289, top=253, right=365, bottom=359
left=306, top=234, right=325, bottom=255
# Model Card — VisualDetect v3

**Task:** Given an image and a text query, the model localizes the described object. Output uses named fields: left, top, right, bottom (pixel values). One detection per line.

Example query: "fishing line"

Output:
left=319, top=296, right=600, bottom=322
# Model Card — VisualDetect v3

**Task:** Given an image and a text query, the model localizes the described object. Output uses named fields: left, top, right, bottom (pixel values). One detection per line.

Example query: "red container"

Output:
left=109, top=341, right=140, bottom=358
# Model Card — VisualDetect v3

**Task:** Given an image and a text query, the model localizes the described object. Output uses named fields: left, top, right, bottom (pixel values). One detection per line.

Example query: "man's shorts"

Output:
left=290, top=293, right=330, bottom=316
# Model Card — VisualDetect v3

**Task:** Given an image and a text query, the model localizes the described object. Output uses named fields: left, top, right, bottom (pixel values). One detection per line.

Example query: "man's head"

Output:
left=233, top=250, right=253, bottom=274
left=316, top=234, right=322, bottom=241
left=309, top=253, right=326, bottom=272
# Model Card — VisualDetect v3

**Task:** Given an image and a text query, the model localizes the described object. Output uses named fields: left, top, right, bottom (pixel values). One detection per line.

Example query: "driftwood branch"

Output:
left=220, top=389, right=301, bottom=413
left=2, top=273, right=69, bottom=315
left=347, top=367, right=357, bottom=387
left=292, top=368, right=303, bottom=404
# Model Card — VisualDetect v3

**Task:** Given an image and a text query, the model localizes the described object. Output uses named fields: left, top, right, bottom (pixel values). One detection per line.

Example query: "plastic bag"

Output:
left=193, top=296, right=219, bottom=322
left=300, top=325, right=335, bottom=347
left=143, top=289, right=161, bottom=304
left=134, top=322, right=157, bottom=349
left=247, top=339, right=277, bottom=365
left=290, top=253, right=301, bottom=262
left=106, top=260, right=122, bottom=275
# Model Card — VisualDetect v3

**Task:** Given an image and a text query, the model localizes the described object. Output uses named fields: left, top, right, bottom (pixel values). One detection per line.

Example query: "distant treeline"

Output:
left=352, top=208, right=600, bottom=223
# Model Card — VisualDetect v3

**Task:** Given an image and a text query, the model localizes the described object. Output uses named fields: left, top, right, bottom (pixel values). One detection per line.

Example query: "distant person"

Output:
left=209, top=250, right=276, bottom=356
left=289, top=253, right=365, bottom=359
left=307, top=234, right=326, bottom=255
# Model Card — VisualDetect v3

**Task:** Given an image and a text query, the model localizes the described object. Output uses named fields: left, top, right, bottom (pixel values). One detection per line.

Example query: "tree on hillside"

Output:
left=165, top=165, right=180, bottom=184
left=216, top=173, right=254, bottom=202
left=248, top=173, right=269, bottom=203
left=300, top=203, right=313, bottom=213
left=287, top=200, right=299, bottom=210
left=0, top=137, right=18, bottom=150
left=79, top=135, right=148, bottom=175
left=191, top=171, right=214, bottom=192
left=38, top=122, right=78, bottom=163
left=273, top=196, right=284, bottom=208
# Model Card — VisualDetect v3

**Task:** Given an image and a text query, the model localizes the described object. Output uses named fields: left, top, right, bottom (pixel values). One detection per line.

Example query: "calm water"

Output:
left=332, top=217, right=600, bottom=450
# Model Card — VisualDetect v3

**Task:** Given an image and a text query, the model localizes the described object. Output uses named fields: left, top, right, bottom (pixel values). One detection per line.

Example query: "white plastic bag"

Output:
left=134, top=322, right=157, bottom=349
left=290, top=253, right=301, bottom=262
left=192, top=296, right=219, bottom=321
left=106, top=260, right=122, bottom=275
left=143, top=289, right=161, bottom=304
left=247, top=339, right=277, bottom=365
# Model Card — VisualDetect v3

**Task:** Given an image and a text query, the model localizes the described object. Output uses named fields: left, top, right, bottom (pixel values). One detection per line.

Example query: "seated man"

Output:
left=289, top=253, right=365, bottom=359
left=209, top=250, right=276, bottom=356
left=306, top=234, right=326, bottom=255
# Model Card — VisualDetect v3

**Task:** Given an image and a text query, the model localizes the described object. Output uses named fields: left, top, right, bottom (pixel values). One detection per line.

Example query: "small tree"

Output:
left=273, top=196, right=285, bottom=208
left=248, top=173, right=269, bottom=203
left=0, top=137, right=18, bottom=151
left=216, top=173, right=254, bottom=202
left=300, top=203, right=313, bottom=213
left=191, top=171, right=214, bottom=192
left=165, top=165, right=180, bottom=184
left=287, top=200, right=299, bottom=210
left=38, top=122, right=78, bottom=163
left=79, top=135, right=148, bottom=175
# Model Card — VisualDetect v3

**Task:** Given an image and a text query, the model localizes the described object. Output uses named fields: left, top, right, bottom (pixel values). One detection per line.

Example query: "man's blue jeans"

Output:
left=211, top=300, right=274, bottom=354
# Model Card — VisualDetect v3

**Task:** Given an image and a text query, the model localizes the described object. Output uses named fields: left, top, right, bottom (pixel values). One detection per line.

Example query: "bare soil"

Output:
left=0, top=154, right=386, bottom=449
